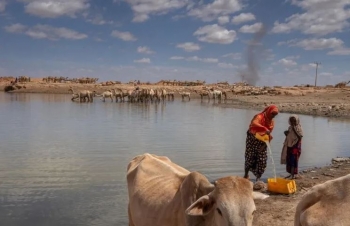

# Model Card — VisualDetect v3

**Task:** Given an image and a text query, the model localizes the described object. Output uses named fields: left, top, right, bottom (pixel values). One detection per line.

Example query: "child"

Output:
left=281, top=115, right=303, bottom=179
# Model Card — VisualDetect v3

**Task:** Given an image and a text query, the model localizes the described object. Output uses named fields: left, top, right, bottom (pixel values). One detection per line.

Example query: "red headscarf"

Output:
left=249, top=105, right=278, bottom=135
left=262, top=105, right=279, bottom=119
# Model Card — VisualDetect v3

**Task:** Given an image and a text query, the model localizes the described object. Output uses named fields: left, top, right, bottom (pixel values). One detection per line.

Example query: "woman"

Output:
left=281, top=115, right=303, bottom=179
left=244, top=105, right=279, bottom=181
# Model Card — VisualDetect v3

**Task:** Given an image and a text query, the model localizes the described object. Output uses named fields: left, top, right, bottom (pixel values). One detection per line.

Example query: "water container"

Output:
left=255, top=133, right=270, bottom=142
left=267, top=178, right=297, bottom=194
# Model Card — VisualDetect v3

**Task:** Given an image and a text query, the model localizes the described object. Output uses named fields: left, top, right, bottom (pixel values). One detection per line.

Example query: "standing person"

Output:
left=244, top=105, right=279, bottom=181
left=281, top=115, right=303, bottom=179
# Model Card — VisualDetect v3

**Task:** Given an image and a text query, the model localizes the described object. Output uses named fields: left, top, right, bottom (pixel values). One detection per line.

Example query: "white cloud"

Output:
left=170, top=56, right=184, bottom=60
left=4, top=23, right=27, bottom=33
left=217, top=15, right=230, bottom=25
left=277, top=40, right=290, bottom=46
left=239, top=22, right=262, bottom=33
left=87, top=15, right=113, bottom=25
left=231, top=13, right=255, bottom=24
left=187, top=56, right=218, bottom=63
left=286, top=38, right=344, bottom=50
left=222, top=52, right=241, bottom=60
left=193, top=24, right=237, bottom=44
left=170, top=56, right=218, bottom=63
left=21, top=0, right=89, bottom=18
left=272, top=0, right=350, bottom=35
left=327, top=48, right=350, bottom=56
left=176, top=42, right=201, bottom=52
left=134, top=58, right=151, bottom=63
left=4, top=23, right=87, bottom=40
left=111, top=30, right=137, bottom=41
left=277, top=58, right=297, bottom=67
left=125, top=0, right=188, bottom=22
left=280, top=38, right=350, bottom=55
left=0, top=1, right=6, bottom=12
left=188, top=0, right=242, bottom=22
left=218, top=62, right=236, bottom=68
left=137, top=46, right=155, bottom=54
left=94, top=37, right=104, bottom=42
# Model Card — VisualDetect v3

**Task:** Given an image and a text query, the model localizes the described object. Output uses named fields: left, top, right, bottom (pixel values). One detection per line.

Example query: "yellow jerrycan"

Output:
left=255, top=132, right=297, bottom=194
left=255, top=133, right=270, bottom=142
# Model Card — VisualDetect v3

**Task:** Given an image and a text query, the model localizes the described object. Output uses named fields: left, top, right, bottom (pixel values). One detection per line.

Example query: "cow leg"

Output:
left=128, top=204, right=135, bottom=226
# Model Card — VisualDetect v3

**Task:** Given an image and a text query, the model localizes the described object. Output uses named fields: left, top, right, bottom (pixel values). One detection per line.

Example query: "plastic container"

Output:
left=267, top=178, right=297, bottom=194
left=255, top=133, right=270, bottom=142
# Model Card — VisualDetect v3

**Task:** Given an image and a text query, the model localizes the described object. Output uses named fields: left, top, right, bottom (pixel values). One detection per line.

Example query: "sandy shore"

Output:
left=2, top=80, right=350, bottom=225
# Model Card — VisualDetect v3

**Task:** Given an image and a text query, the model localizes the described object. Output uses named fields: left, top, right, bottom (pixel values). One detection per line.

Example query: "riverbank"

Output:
left=2, top=81, right=350, bottom=119
left=253, top=157, right=350, bottom=226
left=221, top=88, right=350, bottom=119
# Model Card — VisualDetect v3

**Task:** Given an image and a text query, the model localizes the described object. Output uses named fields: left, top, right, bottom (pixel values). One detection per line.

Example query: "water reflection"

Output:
left=0, top=93, right=350, bottom=225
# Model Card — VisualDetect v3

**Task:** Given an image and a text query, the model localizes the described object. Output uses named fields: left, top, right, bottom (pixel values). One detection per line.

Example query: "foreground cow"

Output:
left=294, top=174, right=350, bottom=226
left=127, top=153, right=269, bottom=226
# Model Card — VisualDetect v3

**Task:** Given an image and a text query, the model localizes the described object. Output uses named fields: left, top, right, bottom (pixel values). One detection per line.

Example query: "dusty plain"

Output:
left=1, top=78, right=350, bottom=225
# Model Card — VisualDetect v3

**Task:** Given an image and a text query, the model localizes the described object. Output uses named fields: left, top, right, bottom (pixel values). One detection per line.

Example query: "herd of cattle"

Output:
left=127, top=153, right=350, bottom=226
left=68, top=86, right=229, bottom=103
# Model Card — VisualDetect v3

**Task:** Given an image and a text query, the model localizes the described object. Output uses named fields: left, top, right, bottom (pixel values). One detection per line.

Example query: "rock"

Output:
left=332, top=157, right=350, bottom=162
left=253, top=181, right=267, bottom=192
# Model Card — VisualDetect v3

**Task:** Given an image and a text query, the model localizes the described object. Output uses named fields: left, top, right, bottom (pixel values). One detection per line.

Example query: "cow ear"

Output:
left=252, top=191, right=269, bottom=200
left=185, top=195, right=215, bottom=216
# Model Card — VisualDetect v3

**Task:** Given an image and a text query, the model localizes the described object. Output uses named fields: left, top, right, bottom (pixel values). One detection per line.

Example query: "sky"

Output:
left=0, top=0, right=349, bottom=86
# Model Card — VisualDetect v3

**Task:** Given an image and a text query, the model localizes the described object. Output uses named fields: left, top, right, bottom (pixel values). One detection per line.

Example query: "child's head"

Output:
left=289, top=116, right=297, bottom=125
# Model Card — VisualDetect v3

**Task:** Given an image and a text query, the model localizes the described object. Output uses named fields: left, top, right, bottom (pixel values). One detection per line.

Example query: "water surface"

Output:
left=1, top=93, right=349, bottom=226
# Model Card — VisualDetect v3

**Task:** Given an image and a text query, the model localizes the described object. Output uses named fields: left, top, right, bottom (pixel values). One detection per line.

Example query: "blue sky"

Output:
left=0, top=0, right=349, bottom=86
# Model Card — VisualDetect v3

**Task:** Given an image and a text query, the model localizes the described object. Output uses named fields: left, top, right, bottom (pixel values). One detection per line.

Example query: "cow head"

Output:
left=185, top=176, right=268, bottom=226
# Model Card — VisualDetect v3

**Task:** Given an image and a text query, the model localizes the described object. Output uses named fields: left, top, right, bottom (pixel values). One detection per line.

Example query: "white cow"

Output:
left=294, top=174, right=350, bottom=226
left=127, top=153, right=269, bottom=226
left=95, top=90, right=113, bottom=102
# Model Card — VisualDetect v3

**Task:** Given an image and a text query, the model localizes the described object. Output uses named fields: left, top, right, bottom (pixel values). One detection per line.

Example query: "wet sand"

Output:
left=2, top=80, right=350, bottom=225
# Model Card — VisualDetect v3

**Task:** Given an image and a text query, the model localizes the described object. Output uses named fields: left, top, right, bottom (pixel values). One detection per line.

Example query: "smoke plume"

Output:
left=238, top=24, right=267, bottom=86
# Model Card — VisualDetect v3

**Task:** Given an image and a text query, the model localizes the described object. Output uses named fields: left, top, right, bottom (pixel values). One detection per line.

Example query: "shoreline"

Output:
left=2, top=81, right=350, bottom=120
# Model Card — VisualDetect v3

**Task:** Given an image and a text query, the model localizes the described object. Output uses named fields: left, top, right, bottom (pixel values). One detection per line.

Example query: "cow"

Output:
left=294, top=174, right=350, bottom=226
left=127, top=153, right=269, bottom=226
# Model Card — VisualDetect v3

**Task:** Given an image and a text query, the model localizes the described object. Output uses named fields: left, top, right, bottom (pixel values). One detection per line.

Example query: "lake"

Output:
left=1, top=93, right=349, bottom=226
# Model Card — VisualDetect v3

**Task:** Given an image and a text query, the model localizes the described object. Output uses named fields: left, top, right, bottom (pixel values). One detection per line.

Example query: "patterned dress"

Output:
left=244, top=131, right=268, bottom=179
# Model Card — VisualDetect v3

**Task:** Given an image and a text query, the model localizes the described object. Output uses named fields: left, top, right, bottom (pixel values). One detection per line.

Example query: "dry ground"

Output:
left=253, top=159, right=350, bottom=226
